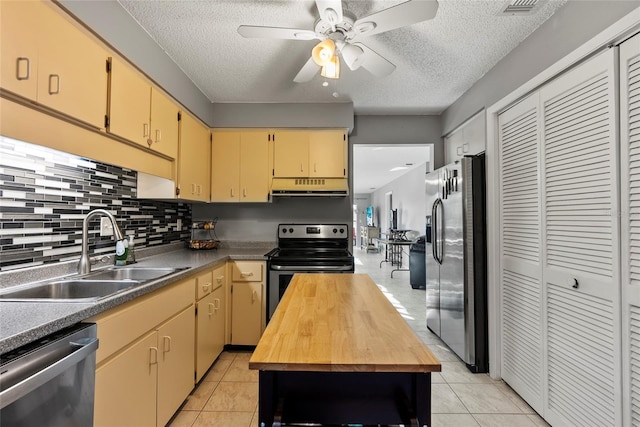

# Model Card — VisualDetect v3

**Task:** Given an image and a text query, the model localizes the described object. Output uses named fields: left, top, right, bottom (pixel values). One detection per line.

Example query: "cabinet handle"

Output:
left=143, top=123, right=149, bottom=138
left=149, top=347, right=158, bottom=366
left=314, top=163, right=317, bottom=173
left=243, top=187, right=247, bottom=197
left=163, top=336, right=171, bottom=353
left=300, top=163, right=303, bottom=172
left=197, top=184, right=202, bottom=195
left=463, top=143, right=469, bottom=153
left=155, top=129, right=162, bottom=143
left=456, top=146, right=462, bottom=156
left=214, top=298, right=220, bottom=310
left=203, top=283, right=211, bottom=293
left=572, top=278, right=579, bottom=289
left=191, top=183, right=196, bottom=194
left=241, top=271, right=254, bottom=278
left=251, top=289, right=257, bottom=303
left=216, top=275, right=223, bottom=284
left=16, top=57, right=30, bottom=80
left=208, top=302, right=214, bottom=316
left=48, top=74, right=60, bottom=95
left=230, top=188, right=234, bottom=197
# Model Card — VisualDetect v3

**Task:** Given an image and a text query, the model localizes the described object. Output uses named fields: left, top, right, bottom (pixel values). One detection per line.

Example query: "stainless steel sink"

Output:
left=85, top=267, right=185, bottom=282
left=0, top=280, right=140, bottom=302
left=0, top=267, right=189, bottom=302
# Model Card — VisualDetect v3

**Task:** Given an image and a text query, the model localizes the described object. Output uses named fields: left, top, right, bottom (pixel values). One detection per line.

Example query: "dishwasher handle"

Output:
left=0, top=336, right=98, bottom=409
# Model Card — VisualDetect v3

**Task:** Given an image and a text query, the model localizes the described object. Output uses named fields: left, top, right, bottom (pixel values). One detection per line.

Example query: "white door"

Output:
left=497, top=92, right=544, bottom=413
left=540, top=48, right=620, bottom=427
left=620, top=32, right=640, bottom=427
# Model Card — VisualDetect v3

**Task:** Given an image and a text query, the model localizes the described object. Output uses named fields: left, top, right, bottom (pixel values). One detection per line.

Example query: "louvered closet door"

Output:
left=620, top=32, right=640, bottom=427
left=540, top=49, right=621, bottom=427
left=498, top=92, right=544, bottom=413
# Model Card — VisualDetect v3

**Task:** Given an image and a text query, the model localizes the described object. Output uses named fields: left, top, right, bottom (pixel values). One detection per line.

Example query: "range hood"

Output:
left=271, top=178, right=349, bottom=197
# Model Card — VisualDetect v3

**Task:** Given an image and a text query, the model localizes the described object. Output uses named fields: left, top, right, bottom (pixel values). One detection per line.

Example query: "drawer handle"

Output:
left=216, top=275, right=223, bottom=284
left=149, top=347, right=158, bottom=365
left=203, top=283, right=212, bottom=293
left=163, top=336, right=171, bottom=353
left=16, top=57, right=30, bottom=80
left=48, top=74, right=60, bottom=95
left=241, top=271, right=254, bottom=278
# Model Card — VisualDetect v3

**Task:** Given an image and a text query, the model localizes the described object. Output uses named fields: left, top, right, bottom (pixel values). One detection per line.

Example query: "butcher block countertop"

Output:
left=249, top=273, right=441, bottom=373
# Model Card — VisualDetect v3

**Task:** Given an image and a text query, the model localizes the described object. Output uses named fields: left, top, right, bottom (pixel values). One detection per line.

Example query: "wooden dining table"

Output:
left=249, top=273, right=441, bottom=427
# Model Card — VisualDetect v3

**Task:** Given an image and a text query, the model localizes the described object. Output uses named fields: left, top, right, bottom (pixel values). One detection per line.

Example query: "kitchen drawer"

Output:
left=212, top=262, right=226, bottom=291
left=196, top=270, right=213, bottom=300
left=231, top=261, right=263, bottom=282
left=89, top=278, right=195, bottom=364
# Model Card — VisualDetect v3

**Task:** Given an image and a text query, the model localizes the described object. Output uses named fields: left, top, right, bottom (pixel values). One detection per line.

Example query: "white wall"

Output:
left=370, top=163, right=427, bottom=237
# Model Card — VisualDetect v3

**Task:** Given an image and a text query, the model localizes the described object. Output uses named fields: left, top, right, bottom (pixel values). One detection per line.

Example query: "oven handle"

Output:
left=270, top=265, right=353, bottom=272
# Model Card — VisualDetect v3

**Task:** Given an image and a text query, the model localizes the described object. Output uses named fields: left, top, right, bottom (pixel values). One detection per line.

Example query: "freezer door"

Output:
left=425, top=168, right=441, bottom=336
left=439, top=162, right=467, bottom=362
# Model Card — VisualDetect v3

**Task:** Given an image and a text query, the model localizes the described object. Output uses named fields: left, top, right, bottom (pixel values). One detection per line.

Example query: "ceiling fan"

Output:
left=238, top=0, right=439, bottom=82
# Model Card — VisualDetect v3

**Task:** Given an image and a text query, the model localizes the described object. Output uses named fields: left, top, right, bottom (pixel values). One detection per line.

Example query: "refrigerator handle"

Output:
left=432, top=198, right=443, bottom=265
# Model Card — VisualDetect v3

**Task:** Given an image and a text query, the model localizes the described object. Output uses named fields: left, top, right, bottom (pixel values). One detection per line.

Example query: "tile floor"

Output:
left=169, top=247, right=550, bottom=427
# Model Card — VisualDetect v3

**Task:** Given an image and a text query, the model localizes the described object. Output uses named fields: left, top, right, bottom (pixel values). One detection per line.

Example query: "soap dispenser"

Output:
left=126, top=235, right=136, bottom=264
left=115, top=238, right=128, bottom=266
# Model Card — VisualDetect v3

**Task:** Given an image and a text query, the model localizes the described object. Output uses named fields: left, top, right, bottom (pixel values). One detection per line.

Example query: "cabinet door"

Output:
left=149, top=87, right=179, bottom=159
left=179, top=112, right=211, bottom=201
left=0, top=1, right=39, bottom=100
left=37, top=2, right=107, bottom=129
left=273, top=129, right=309, bottom=177
left=445, top=129, right=464, bottom=164
left=211, top=283, right=226, bottom=360
left=196, top=291, right=217, bottom=382
left=231, top=281, right=263, bottom=346
left=309, top=130, right=346, bottom=177
left=462, top=112, right=486, bottom=156
left=157, top=305, right=195, bottom=427
left=211, top=131, right=241, bottom=201
left=94, top=331, right=158, bottom=427
left=109, top=57, right=151, bottom=146
left=240, top=130, right=270, bottom=202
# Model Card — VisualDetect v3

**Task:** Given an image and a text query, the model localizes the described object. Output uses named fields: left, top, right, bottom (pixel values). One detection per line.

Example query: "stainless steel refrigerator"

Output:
left=425, top=153, right=488, bottom=373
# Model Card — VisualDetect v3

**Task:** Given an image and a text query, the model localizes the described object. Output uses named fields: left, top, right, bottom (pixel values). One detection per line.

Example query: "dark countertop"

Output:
left=0, top=247, right=270, bottom=354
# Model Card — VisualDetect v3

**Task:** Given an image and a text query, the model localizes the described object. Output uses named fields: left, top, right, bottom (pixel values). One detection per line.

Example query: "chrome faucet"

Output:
left=78, top=209, right=124, bottom=275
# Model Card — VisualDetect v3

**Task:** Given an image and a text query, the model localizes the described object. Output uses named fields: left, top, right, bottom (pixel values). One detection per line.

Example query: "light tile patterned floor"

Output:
left=169, top=247, right=550, bottom=427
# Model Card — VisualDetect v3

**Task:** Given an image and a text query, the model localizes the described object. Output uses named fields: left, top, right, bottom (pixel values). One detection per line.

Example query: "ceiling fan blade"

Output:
left=351, top=0, right=439, bottom=39
left=238, top=25, right=316, bottom=40
left=294, top=57, right=321, bottom=83
left=316, top=0, right=343, bottom=28
left=354, top=43, right=396, bottom=77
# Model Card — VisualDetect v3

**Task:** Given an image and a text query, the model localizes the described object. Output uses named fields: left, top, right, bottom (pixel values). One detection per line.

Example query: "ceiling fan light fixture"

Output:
left=341, top=43, right=365, bottom=70
left=320, top=55, right=340, bottom=79
left=312, top=39, right=336, bottom=66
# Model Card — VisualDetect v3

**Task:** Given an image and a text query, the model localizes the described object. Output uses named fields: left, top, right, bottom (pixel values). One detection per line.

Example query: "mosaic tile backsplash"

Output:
left=0, top=136, right=191, bottom=271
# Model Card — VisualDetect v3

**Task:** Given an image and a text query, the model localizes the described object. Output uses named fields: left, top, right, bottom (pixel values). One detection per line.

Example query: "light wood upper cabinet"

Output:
left=273, top=129, right=310, bottom=177
left=178, top=112, right=211, bottom=202
left=445, top=112, right=485, bottom=164
left=211, top=130, right=270, bottom=202
left=109, top=57, right=179, bottom=159
left=0, top=0, right=107, bottom=130
left=273, top=129, right=347, bottom=178
left=308, top=129, right=347, bottom=177
left=0, top=1, right=39, bottom=100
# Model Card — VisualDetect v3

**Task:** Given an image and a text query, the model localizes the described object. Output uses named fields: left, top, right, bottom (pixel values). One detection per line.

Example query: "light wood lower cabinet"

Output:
left=230, top=261, right=265, bottom=346
left=91, top=279, right=195, bottom=427
left=195, top=263, right=226, bottom=382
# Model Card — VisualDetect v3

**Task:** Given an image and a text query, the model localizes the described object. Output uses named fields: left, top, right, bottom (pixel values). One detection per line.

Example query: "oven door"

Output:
left=267, top=264, right=354, bottom=321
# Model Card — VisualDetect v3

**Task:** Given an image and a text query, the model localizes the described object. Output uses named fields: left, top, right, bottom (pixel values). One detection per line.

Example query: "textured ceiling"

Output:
left=117, top=0, right=568, bottom=115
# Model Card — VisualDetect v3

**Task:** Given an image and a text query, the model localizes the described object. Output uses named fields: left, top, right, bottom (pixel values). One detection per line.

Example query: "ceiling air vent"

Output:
left=499, top=0, right=543, bottom=15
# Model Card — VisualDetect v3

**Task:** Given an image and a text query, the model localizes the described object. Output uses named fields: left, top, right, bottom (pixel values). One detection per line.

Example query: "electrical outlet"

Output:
left=100, top=217, right=113, bottom=236
left=176, top=219, right=182, bottom=231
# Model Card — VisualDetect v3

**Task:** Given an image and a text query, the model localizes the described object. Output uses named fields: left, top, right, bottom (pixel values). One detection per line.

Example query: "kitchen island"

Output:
left=249, top=273, right=441, bottom=427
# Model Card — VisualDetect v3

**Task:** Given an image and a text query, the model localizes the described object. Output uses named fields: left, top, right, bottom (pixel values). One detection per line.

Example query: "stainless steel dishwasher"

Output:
left=0, top=323, right=98, bottom=427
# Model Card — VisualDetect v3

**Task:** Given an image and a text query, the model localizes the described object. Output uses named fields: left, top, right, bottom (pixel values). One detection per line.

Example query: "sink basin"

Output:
left=0, top=280, right=140, bottom=302
left=85, top=267, right=185, bottom=282
left=0, top=267, right=189, bottom=302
